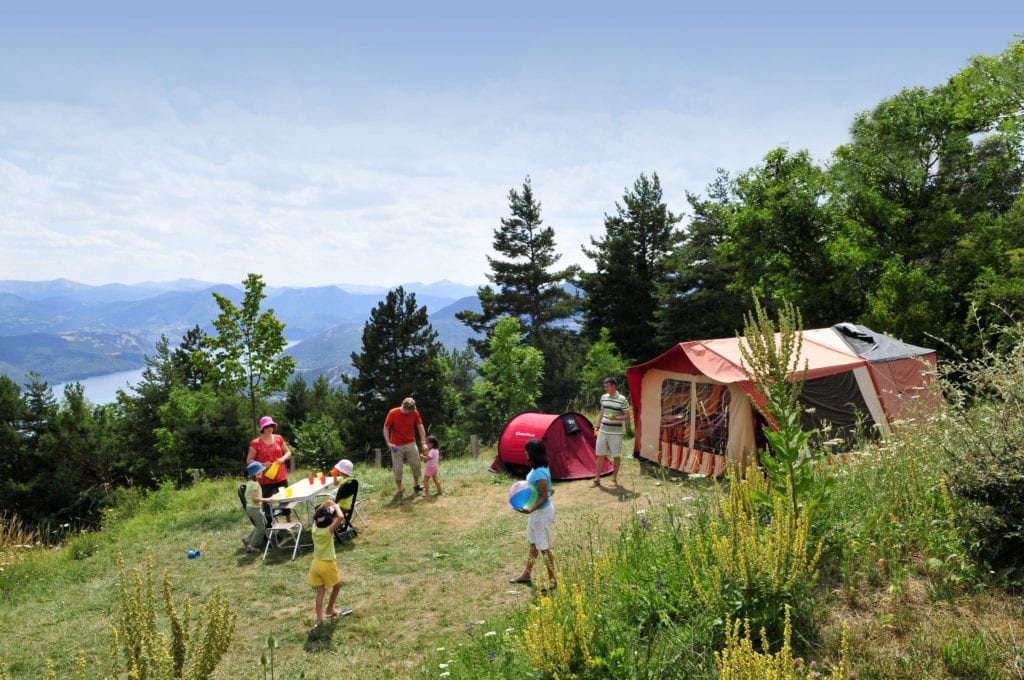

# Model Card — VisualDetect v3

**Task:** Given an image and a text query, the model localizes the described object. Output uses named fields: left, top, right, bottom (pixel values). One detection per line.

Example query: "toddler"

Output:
left=419, top=435, right=443, bottom=497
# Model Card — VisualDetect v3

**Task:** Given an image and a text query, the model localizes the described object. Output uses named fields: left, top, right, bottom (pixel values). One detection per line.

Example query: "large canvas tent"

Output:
left=625, top=323, right=938, bottom=477
left=493, top=411, right=612, bottom=480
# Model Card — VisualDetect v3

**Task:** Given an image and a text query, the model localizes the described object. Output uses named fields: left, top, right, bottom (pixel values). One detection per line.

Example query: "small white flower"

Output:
left=635, top=508, right=647, bottom=515
left=476, top=620, right=485, bottom=625
left=439, top=663, right=448, bottom=669
left=440, top=673, right=450, bottom=678
left=484, top=631, right=496, bottom=637
left=505, top=627, right=514, bottom=633
left=435, top=647, right=446, bottom=652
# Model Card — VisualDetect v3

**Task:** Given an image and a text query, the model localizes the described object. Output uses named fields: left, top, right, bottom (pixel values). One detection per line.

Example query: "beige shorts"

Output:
left=595, top=430, right=624, bottom=458
left=392, top=442, right=422, bottom=483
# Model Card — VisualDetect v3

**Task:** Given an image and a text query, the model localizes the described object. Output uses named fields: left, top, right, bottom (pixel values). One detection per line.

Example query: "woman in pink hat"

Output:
left=246, top=415, right=293, bottom=500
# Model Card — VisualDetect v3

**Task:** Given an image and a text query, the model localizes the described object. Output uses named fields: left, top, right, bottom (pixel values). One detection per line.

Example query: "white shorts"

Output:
left=526, top=504, right=554, bottom=551
left=595, top=430, right=623, bottom=458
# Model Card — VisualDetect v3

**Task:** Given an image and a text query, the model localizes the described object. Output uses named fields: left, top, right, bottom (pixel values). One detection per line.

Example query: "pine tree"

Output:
left=345, top=286, right=445, bottom=450
left=456, top=176, right=581, bottom=410
left=655, top=173, right=748, bottom=345
left=580, top=172, right=681, bottom=363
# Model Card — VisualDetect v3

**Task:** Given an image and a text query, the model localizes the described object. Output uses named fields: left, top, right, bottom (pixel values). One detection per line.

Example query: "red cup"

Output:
left=308, top=474, right=314, bottom=484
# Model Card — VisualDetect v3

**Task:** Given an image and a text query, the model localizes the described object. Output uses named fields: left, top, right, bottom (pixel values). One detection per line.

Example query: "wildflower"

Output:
left=439, top=663, right=449, bottom=669
left=435, top=647, right=446, bottom=652
left=484, top=631, right=496, bottom=637
left=440, top=673, right=450, bottom=678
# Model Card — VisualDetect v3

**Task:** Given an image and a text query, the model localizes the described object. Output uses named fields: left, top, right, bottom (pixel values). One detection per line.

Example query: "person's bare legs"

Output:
left=541, top=548, right=556, bottom=586
left=593, top=455, right=605, bottom=485
left=611, top=457, right=622, bottom=486
left=325, top=583, right=342, bottom=617
left=514, top=543, right=539, bottom=582
left=314, top=585, right=326, bottom=626
left=433, top=474, right=443, bottom=495
left=422, top=477, right=431, bottom=497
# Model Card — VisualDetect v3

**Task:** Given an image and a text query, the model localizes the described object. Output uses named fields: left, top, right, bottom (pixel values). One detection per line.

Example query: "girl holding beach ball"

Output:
left=508, top=439, right=556, bottom=591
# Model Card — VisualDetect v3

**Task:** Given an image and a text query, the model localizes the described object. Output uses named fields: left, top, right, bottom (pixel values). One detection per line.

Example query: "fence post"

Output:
left=470, top=435, right=479, bottom=459
left=374, top=448, right=382, bottom=467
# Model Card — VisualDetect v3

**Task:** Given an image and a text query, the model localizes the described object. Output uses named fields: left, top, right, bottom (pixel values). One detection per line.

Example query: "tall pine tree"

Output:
left=580, top=173, right=681, bottom=364
left=346, top=286, right=445, bottom=450
left=655, top=173, right=747, bottom=345
left=456, top=176, right=581, bottom=411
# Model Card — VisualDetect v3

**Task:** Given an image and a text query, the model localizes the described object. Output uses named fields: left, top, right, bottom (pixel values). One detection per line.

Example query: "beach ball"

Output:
left=508, top=480, right=539, bottom=511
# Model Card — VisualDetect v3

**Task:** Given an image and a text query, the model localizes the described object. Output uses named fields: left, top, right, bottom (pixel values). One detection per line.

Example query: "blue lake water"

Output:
left=55, top=367, right=147, bottom=404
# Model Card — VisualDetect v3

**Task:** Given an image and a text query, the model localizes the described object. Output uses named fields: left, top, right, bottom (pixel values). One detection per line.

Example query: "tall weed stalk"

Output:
left=685, top=466, right=823, bottom=647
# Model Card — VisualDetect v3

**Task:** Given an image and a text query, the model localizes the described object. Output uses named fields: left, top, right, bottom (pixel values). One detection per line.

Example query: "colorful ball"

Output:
left=508, top=480, right=539, bottom=511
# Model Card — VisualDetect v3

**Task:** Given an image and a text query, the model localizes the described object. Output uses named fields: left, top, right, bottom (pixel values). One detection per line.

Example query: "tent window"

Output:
left=694, top=383, right=730, bottom=455
left=661, top=379, right=692, bottom=448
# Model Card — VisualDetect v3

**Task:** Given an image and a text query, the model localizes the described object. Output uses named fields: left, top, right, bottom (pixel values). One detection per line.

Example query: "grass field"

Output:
left=0, top=446, right=703, bottom=679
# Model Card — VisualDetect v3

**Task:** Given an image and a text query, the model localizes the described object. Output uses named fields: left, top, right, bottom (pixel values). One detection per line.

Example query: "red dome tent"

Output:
left=493, top=411, right=612, bottom=480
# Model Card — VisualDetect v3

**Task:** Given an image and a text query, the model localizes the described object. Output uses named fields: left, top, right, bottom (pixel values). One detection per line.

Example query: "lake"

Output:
left=55, top=367, right=147, bottom=404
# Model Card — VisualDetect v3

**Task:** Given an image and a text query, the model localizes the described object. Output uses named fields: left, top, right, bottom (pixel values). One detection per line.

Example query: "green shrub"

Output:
left=65, top=531, right=102, bottom=560
left=930, top=322, right=1024, bottom=582
left=684, top=468, right=823, bottom=648
left=293, top=414, right=345, bottom=472
left=100, top=485, right=147, bottom=525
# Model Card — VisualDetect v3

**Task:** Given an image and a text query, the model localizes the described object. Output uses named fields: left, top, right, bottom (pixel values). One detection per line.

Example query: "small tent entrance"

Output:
left=493, top=412, right=612, bottom=480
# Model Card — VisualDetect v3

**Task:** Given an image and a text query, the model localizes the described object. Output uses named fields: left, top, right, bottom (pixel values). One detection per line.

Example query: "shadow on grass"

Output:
left=304, top=618, right=339, bottom=651
left=303, top=610, right=353, bottom=652
left=600, top=485, right=641, bottom=501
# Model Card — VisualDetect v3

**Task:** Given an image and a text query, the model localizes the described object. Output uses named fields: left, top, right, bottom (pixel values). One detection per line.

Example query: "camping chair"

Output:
left=237, top=483, right=303, bottom=560
left=332, top=478, right=363, bottom=542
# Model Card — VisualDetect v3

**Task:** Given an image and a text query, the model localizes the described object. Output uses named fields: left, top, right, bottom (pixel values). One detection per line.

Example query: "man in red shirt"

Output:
left=383, top=397, right=427, bottom=498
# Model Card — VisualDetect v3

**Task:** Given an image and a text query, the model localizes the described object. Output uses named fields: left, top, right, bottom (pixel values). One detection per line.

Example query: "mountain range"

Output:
left=0, top=278, right=482, bottom=386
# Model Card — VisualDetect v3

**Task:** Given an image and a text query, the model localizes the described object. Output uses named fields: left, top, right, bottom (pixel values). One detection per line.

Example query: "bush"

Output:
left=716, top=605, right=851, bottom=679
left=684, top=467, right=823, bottom=648
left=930, top=322, right=1024, bottom=583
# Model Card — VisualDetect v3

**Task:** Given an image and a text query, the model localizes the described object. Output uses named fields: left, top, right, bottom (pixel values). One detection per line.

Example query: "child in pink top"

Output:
left=419, top=435, right=443, bottom=497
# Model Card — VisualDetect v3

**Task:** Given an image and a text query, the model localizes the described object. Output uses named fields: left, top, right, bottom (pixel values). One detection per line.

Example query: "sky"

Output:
left=1, top=1, right=1021, bottom=289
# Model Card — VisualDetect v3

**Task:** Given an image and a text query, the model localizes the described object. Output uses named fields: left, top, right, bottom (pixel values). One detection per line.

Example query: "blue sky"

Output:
left=1, top=2, right=1021, bottom=288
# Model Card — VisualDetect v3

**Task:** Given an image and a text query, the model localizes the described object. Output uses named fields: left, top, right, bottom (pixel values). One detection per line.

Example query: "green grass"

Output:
left=5, top=421, right=1024, bottom=679
left=0, top=449, right=693, bottom=679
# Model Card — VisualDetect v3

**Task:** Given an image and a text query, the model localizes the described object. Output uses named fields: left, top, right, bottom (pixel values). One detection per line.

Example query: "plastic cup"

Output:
left=308, top=474, right=314, bottom=484
left=318, top=471, right=325, bottom=483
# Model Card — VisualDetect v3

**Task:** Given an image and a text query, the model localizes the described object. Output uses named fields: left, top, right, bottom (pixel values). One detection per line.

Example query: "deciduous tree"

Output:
left=203, top=273, right=295, bottom=431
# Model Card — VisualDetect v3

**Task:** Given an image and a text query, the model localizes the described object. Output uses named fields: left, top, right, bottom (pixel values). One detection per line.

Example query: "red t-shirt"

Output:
left=384, top=407, right=422, bottom=446
left=249, top=434, right=288, bottom=484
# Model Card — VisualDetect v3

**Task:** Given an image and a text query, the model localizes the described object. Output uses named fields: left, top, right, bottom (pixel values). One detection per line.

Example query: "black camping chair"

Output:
left=332, top=478, right=361, bottom=542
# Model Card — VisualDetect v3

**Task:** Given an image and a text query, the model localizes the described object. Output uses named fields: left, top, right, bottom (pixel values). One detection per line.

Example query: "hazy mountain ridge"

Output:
left=0, top=279, right=481, bottom=385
